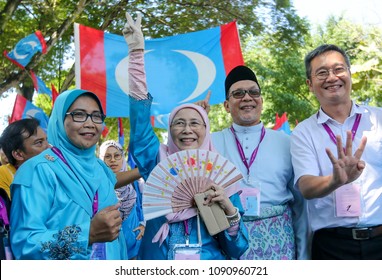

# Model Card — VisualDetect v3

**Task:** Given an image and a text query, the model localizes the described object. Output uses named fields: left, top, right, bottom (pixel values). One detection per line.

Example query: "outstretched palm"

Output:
left=326, top=130, right=367, bottom=189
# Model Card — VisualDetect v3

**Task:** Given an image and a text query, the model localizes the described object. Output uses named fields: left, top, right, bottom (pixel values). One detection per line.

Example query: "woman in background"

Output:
left=99, top=140, right=145, bottom=259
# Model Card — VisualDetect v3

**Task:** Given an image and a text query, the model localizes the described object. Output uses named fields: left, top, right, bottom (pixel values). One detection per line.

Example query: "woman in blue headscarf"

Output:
left=10, top=89, right=128, bottom=260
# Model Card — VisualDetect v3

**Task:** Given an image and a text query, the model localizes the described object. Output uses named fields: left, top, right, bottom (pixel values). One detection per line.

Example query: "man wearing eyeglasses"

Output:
left=290, top=44, right=382, bottom=259
left=210, top=65, right=310, bottom=260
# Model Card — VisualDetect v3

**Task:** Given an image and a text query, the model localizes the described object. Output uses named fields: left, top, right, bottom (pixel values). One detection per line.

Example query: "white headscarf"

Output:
left=99, top=140, right=137, bottom=220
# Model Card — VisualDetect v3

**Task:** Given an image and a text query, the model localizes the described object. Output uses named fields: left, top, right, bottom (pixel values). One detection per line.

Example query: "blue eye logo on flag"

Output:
left=74, top=21, right=243, bottom=118
left=10, top=94, right=49, bottom=133
left=3, top=31, right=47, bottom=69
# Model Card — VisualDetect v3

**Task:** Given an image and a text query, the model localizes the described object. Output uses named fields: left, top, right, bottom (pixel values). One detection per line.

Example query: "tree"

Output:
left=1, top=0, right=306, bottom=96
left=234, top=15, right=382, bottom=129
left=309, top=16, right=382, bottom=107
left=1, top=0, right=310, bottom=141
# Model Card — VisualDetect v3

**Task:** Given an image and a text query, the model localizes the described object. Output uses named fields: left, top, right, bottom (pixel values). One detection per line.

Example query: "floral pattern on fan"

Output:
left=143, top=149, right=243, bottom=220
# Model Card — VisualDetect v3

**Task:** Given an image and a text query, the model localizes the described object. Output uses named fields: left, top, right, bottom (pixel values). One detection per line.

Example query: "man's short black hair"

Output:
left=0, top=118, right=40, bottom=166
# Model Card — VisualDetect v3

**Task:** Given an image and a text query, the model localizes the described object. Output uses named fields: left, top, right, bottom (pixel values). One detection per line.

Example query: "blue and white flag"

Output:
left=74, top=21, right=244, bottom=118
left=4, top=31, right=47, bottom=69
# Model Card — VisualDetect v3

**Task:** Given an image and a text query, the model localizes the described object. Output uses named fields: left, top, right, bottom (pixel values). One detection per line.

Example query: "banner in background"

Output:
left=3, top=31, right=47, bottom=69
left=10, top=94, right=49, bottom=132
left=30, top=71, right=52, bottom=98
left=273, top=112, right=291, bottom=135
left=74, top=21, right=243, bottom=118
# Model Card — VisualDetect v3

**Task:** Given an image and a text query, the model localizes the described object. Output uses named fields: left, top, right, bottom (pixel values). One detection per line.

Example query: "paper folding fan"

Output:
left=142, top=149, right=243, bottom=220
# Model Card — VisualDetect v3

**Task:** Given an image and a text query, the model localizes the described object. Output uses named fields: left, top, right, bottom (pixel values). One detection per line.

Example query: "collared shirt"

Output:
left=212, top=123, right=309, bottom=259
left=291, top=101, right=382, bottom=231
left=213, top=123, right=295, bottom=207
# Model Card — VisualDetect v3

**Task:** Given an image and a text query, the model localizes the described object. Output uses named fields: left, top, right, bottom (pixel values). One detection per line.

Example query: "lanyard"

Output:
left=321, top=113, right=361, bottom=148
left=183, top=219, right=190, bottom=245
left=51, top=147, right=98, bottom=216
left=230, top=125, right=266, bottom=176
left=92, top=192, right=99, bottom=216
left=183, top=216, right=202, bottom=246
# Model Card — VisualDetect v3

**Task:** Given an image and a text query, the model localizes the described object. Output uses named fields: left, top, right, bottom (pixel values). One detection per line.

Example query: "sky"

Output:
left=1, top=0, right=382, bottom=134
left=293, top=0, right=382, bottom=27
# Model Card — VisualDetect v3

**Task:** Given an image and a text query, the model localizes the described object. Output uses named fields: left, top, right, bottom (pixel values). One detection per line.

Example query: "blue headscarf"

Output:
left=46, top=89, right=116, bottom=215
left=48, top=88, right=103, bottom=155
left=13, top=89, right=117, bottom=217
left=10, top=89, right=127, bottom=259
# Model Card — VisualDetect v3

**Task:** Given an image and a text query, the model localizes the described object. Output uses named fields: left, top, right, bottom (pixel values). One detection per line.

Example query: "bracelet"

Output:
left=228, top=215, right=241, bottom=227
left=226, top=207, right=241, bottom=226
left=226, top=207, right=239, bottom=219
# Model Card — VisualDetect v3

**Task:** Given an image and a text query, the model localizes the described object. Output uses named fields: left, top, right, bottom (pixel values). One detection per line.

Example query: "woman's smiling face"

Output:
left=64, top=95, right=103, bottom=149
left=170, top=108, right=206, bottom=151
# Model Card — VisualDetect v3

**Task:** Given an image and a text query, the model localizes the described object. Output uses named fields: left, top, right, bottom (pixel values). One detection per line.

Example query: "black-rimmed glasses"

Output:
left=65, top=111, right=105, bottom=124
left=228, top=89, right=261, bottom=100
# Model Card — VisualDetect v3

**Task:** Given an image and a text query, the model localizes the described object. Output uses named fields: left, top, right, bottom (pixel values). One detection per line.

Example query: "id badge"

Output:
left=240, top=182, right=261, bottom=218
left=172, top=244, right=201, bottom=260
left=335, top=182, right=361, bottom=217
left=90, top=242, right=106, bottom=260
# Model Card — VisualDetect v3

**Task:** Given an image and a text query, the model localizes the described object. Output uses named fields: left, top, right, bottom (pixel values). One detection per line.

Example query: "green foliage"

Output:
left=208, top=103, right=232, bottom=132
left=1, top=0, right=381, bottom=137
left=308, top=16, right=382, bottom=107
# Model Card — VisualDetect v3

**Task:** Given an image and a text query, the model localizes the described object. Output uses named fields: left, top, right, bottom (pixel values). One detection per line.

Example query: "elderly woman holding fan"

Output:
left=124, top=12, right=248, bottom=260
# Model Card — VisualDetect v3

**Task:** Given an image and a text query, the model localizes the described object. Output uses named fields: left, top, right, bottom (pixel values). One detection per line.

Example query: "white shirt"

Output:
left=212, top=122, right=309, bottom=259
left=291, top=102, right=382, bottom=231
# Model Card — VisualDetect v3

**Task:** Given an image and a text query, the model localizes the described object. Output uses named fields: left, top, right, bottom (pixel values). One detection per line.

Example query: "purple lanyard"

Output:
left=183, top=220, right=189, bottom=235
left=321, top=114, right=361, bottom=147
left=230, top=125, right=266, bottom=176
left=0, top=197, right=9, bottom=226
left=51, top=147, right=98, bottom=216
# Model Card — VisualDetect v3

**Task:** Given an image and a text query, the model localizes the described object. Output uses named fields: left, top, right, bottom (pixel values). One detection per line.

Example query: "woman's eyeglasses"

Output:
left=65, top=111, right=106, bottom=124
left=104, top=153, right=123, bottom=161
left=171, top=120, right=206, bottom=130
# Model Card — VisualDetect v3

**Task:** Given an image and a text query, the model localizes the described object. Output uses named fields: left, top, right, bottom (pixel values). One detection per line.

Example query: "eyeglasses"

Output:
left=228, top=89, right=261, bottom=100
left=313, top=66, right=349, bottom=80
left=171, top=120, right=206, bottom=130
left=65, top=111, right=106, bottom=124
left=104, top=153, right=123, bottom=161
